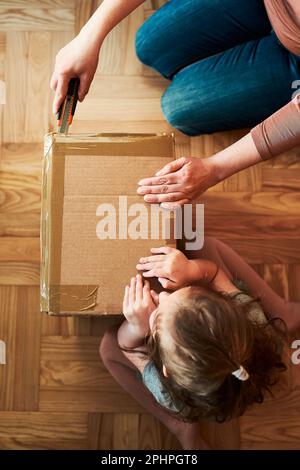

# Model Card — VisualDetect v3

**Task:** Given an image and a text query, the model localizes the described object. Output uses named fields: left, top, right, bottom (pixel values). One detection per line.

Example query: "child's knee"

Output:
left=99, top=326, right=119, bottom=365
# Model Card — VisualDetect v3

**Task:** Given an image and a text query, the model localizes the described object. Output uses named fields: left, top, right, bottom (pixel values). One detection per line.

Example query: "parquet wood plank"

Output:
left=39, top=389, right=142, bottom=413
left=288, top=264, right=300, bottom=302
left=0, top=1, right=75, bottom=7
left=0, top=8, right=74, bottom=32
left=41, top=312, right=121, bottom=337
left=3, top=31, right=28, bottom=143
left=0, top=412, right=88, bottom=450
left=218, top=238, right=300, bottom=264
left=88, top=412, right=114, bottom=450
left=0, top=286, right=41, bottom=411
left=262, top=167, right=300, bottom=191
left=0, top=165, right=41, bottom=214
left=240, top=416, right=300, bottom=450
left=24, top=32, right=51, bottom=142
left=0, top=237, right=39, bottom=262
left=263, top=264, right=289, bottom=300
left=71, top=119, right=173, bottom=134
left=0, top=214, right=40, bottom=237
left=1, top=143, right=42, bottom=165
left=40, top=336, right=143, bottom=413
left=0, top=262, right=40, bottom=284
left=138, top=413, right=180, bottom=450
left=113, top=414, right=139, bottom=450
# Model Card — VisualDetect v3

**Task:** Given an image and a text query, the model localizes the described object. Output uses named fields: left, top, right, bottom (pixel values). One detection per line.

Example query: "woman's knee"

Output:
left=161, top=78, right=215, bottom=136
left=135, top=15, right=165, bottom=74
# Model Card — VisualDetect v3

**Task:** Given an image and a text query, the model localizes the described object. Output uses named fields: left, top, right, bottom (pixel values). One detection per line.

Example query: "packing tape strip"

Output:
left=53, top=133, right=175, bottom=158
left=46, top=285, right=100, bottom=316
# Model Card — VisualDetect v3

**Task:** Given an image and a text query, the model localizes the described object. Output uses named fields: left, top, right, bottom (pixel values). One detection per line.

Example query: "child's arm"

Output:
left=136, top=246, right=240, bottom=295
left=117, top=274, right=158, bottom=373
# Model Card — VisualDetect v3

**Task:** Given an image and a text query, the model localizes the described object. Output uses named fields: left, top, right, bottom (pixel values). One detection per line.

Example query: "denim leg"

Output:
left=161, top=34, right=300, bottom=135
left=135, top=0, right=271, bottom=78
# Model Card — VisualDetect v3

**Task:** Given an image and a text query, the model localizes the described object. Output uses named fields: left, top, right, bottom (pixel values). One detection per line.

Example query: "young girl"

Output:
left=100, top=237, right=300, bottom=450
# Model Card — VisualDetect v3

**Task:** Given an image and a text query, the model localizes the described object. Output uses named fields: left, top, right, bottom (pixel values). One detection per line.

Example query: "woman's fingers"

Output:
left=138, top=173, right=178, bottom=187
left=150, top=246, right=174, bottom=255
left=137, top=183, right=182, bottom=195
left=143, top=192, right=189, bottom=204
left=138, top=255, right=166, bottom=263
left=129, top=276, right=136, bottom=305
left=52, top=74, right=70, bottom=114
left=78, top=72, right=91, bottom=102
left=155, top=157, right=188, bottom=177
left=135, top=274, right=143, bottom=302
left=50, top=73, right=58, bottom=92
left=136, top=261, right=164, bottom=271
left=142, top=267, right=168, bottom=278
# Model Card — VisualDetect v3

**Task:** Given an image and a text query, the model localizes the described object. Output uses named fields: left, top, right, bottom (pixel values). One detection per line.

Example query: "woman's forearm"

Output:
left=79, top=0, right=146, bottom=44
left=209, top=132, right=262, bottom=184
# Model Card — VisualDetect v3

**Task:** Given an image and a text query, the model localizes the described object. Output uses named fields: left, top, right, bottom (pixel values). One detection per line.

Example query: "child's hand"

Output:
left=136, top=246, right=201, bottom=290
left=123, top=274, right=158, bottom=336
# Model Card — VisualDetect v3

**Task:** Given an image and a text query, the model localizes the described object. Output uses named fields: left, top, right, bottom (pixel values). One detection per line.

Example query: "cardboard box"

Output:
left=41, top=133, right=175, bottom=316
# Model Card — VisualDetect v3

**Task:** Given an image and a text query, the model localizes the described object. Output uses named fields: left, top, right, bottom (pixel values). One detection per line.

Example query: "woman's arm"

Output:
left=138, top=101, right=300, bottom=208
left=80, top=0, right=146, bottom=45
left=251, top=96, right=300, bottom=160
left=51, top=0, right=145, bottom=113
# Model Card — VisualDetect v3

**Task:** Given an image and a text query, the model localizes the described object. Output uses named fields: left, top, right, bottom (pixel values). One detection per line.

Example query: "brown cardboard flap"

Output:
left=41, top=133, right=175, bottom=316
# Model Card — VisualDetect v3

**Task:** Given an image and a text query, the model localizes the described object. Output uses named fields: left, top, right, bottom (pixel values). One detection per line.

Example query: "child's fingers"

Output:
left=158, top=277, right=177, bottom=290
left=122, top=285, right=129, bottom=311
left=129, top=277, right=136, bottom=304
left=150, top=289, right=159, bottom=305
left=135, top=274, right=143, bottom=301
left=142, top=280, right=151, bottom=299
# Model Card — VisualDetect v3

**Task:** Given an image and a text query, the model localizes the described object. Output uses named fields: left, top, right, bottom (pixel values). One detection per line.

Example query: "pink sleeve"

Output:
left=251, top=96, right=300, bottom=160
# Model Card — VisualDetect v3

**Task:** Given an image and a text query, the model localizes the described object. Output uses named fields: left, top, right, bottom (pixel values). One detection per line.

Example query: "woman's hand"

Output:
left=123, top=274, right=158, bottom=337
left=136, top=246, right=204, bottom=289
left=137, top=156, right=218, bottom=209
left=50, top=32, right=101, bottom=114
left=137, top=133, right=263, bottom=208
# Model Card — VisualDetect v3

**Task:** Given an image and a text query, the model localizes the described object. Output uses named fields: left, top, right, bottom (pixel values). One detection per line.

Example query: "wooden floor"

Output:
left=0, top=0, right=300, bottom=450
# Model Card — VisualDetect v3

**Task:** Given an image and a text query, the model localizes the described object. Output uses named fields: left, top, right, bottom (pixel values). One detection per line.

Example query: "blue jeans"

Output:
left=135, top=0, right=300, bottom=135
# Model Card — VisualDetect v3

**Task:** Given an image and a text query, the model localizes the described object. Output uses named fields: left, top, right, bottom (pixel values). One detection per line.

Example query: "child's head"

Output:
left=148, top=285, right=286, bottom=422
